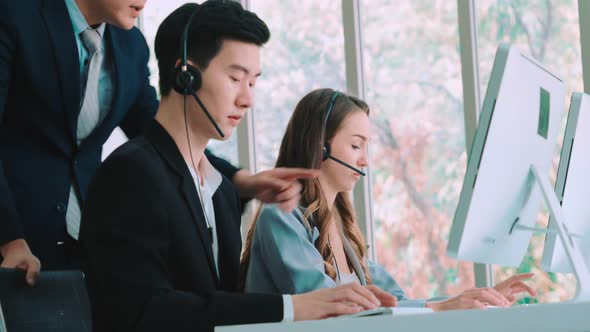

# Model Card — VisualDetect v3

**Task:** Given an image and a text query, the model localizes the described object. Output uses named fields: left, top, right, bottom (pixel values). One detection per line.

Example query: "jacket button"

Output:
left=56, top=203, right=66, bottom=214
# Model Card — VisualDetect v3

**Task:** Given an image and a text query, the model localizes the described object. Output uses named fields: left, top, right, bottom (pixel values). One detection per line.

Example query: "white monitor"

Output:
left=542, top=92, right=590, bottom=273
left=447, top=43, right=566, bottom=267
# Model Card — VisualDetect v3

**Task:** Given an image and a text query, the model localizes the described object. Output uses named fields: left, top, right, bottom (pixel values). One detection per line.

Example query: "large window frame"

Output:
left=136, top=0, right=590, bottom=291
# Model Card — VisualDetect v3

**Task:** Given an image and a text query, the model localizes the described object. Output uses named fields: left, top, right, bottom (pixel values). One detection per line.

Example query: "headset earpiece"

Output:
left=173, top=64, right=202, bottom=95
left=322, top=142, right=330, bottom=161
left=175, top=6, right=224, bottom=138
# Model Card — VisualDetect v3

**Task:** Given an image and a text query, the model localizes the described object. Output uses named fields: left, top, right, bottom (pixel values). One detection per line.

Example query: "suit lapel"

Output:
left=41, top=0, right=80, bottom=140
left=96, top=26, right=126, bottom=133
left=179, top=175, right=219, bottom=281
left=147, top=122, right=218, bottom=281
left=211, top=189, right=239, bottom=289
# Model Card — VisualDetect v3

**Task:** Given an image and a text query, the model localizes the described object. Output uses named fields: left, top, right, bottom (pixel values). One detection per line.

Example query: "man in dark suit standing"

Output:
left=80, top=2, right=395, bottom=331
left=0, top=0, right=314, bottom=285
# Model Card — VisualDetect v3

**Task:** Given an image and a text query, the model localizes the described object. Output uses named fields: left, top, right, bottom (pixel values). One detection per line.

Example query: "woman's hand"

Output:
left=426, top=287, right=511, bottom=311
left=493, top=273, right=536, bottom=303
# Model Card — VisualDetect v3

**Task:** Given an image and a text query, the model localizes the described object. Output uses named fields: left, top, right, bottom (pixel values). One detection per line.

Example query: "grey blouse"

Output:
left=243, top=204, right=434, bottom=307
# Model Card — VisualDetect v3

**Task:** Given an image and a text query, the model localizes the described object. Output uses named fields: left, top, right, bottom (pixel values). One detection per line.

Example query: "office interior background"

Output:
left=102, top=0, right=587, bottom=303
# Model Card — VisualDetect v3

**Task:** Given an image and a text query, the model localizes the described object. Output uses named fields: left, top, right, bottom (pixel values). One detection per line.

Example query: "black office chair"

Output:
left=0, top=269, right=91, bottom=332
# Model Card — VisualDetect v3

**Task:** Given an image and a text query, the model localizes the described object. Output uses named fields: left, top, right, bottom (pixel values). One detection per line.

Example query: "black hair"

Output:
left=154, top=0, right=270, bottom=97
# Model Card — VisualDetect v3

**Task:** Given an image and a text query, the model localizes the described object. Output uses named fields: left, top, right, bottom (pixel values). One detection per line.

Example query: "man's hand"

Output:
left=426, top=287, right=511, bottom=311
left=0, top=239, right=40, bottom=286
left=233, top=168, right=320, bottom=212
left=493, top=273, right=536, bottom=302
left=291, top=283, right=394, bottom=321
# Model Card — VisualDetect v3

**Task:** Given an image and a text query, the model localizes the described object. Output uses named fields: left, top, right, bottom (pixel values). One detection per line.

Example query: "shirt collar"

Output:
left=187, top=155, right=223, bottom=196
left=65, top=0, right=106, bottom=37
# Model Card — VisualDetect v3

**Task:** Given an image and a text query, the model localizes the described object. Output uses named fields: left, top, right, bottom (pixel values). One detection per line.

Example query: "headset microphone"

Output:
left=322, top=92, right=366, bottom=176
left=189, top=90, right=225, bottom=138
left=174, top=7, right=225, bottom=138
left=322, top=143, right=366, bottom=176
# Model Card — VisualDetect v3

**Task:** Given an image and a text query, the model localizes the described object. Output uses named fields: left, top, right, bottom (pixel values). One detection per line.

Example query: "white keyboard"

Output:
left=334, top=306, right=433, bottom=319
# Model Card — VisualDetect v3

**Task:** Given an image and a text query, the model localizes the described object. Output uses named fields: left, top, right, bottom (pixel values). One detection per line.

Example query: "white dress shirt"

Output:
left=187, top=155, right=293, bottom=322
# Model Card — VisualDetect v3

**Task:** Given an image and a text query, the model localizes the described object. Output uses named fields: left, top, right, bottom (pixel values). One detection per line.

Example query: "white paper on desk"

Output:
left=333, top=306, right=433, bottom=319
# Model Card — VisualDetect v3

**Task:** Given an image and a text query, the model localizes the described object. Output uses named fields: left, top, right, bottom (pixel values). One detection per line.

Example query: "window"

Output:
left=250, top=0, right=347, bottom=171
left=361, top=0, right=473, bottom=299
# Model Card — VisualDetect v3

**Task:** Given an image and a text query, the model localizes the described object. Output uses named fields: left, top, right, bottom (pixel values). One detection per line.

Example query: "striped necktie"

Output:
left=65, top=27, right=103, bottom=240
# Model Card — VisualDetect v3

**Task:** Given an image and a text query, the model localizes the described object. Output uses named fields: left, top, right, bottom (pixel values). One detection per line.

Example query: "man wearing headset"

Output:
left=0, top=0, right=313, bottom=285
left=79, top=2, right=396, bottom=331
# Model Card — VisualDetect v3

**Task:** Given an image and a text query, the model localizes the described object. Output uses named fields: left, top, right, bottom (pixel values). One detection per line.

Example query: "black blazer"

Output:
left=79, top=121, right=283, bottom=332
left=0, top=0, right=239, bottom=269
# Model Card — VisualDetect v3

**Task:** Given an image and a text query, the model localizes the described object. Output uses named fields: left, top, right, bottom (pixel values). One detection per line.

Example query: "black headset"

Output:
left=321, top=91, right=366, bottom=176
left=174, top=5, right=222, bottom=246
left=173, top=8, right=201, bottom=95
left=173, top=6, right=225, bottom=138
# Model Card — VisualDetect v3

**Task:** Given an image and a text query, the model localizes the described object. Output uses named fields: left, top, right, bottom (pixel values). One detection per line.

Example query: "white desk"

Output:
left=216, top=301, right=590, bottom=332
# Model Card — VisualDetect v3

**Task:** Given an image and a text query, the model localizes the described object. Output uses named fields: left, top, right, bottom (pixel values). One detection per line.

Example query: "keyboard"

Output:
left=333, top=306, right=433, bottom=319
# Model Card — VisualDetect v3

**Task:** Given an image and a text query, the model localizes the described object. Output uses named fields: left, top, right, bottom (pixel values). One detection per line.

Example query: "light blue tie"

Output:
left=77, top=28, right=103, bottom=140
left=66, top=27, right=103, bottom=240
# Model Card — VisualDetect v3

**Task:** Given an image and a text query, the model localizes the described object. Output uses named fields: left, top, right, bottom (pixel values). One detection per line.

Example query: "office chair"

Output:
left=0, top=269, right=91, bottom=332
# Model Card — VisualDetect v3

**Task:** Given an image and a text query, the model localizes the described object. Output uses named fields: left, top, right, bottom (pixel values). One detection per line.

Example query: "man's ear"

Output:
left=187, top=59, right=200, bottom=70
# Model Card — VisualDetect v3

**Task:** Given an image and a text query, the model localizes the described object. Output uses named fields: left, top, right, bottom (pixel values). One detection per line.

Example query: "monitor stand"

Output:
left=510, top=165, right=590, bottom=302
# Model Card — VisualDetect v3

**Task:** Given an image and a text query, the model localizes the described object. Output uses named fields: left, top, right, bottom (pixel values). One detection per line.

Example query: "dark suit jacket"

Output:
left=79, top=121, right=283, bottom=332
left=0, top=0, right=239, bottom=269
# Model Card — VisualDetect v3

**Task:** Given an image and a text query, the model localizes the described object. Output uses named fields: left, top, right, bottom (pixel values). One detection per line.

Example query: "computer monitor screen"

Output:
left=447, top=44, right=566, bottom=266
left=542, top=92, right=590, bottom=273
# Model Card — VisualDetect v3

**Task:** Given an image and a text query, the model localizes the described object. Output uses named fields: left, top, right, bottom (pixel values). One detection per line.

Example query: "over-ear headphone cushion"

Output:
left=322, top=143, right=330, bottom=161
left=173, top=64, right=202, bottom=95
